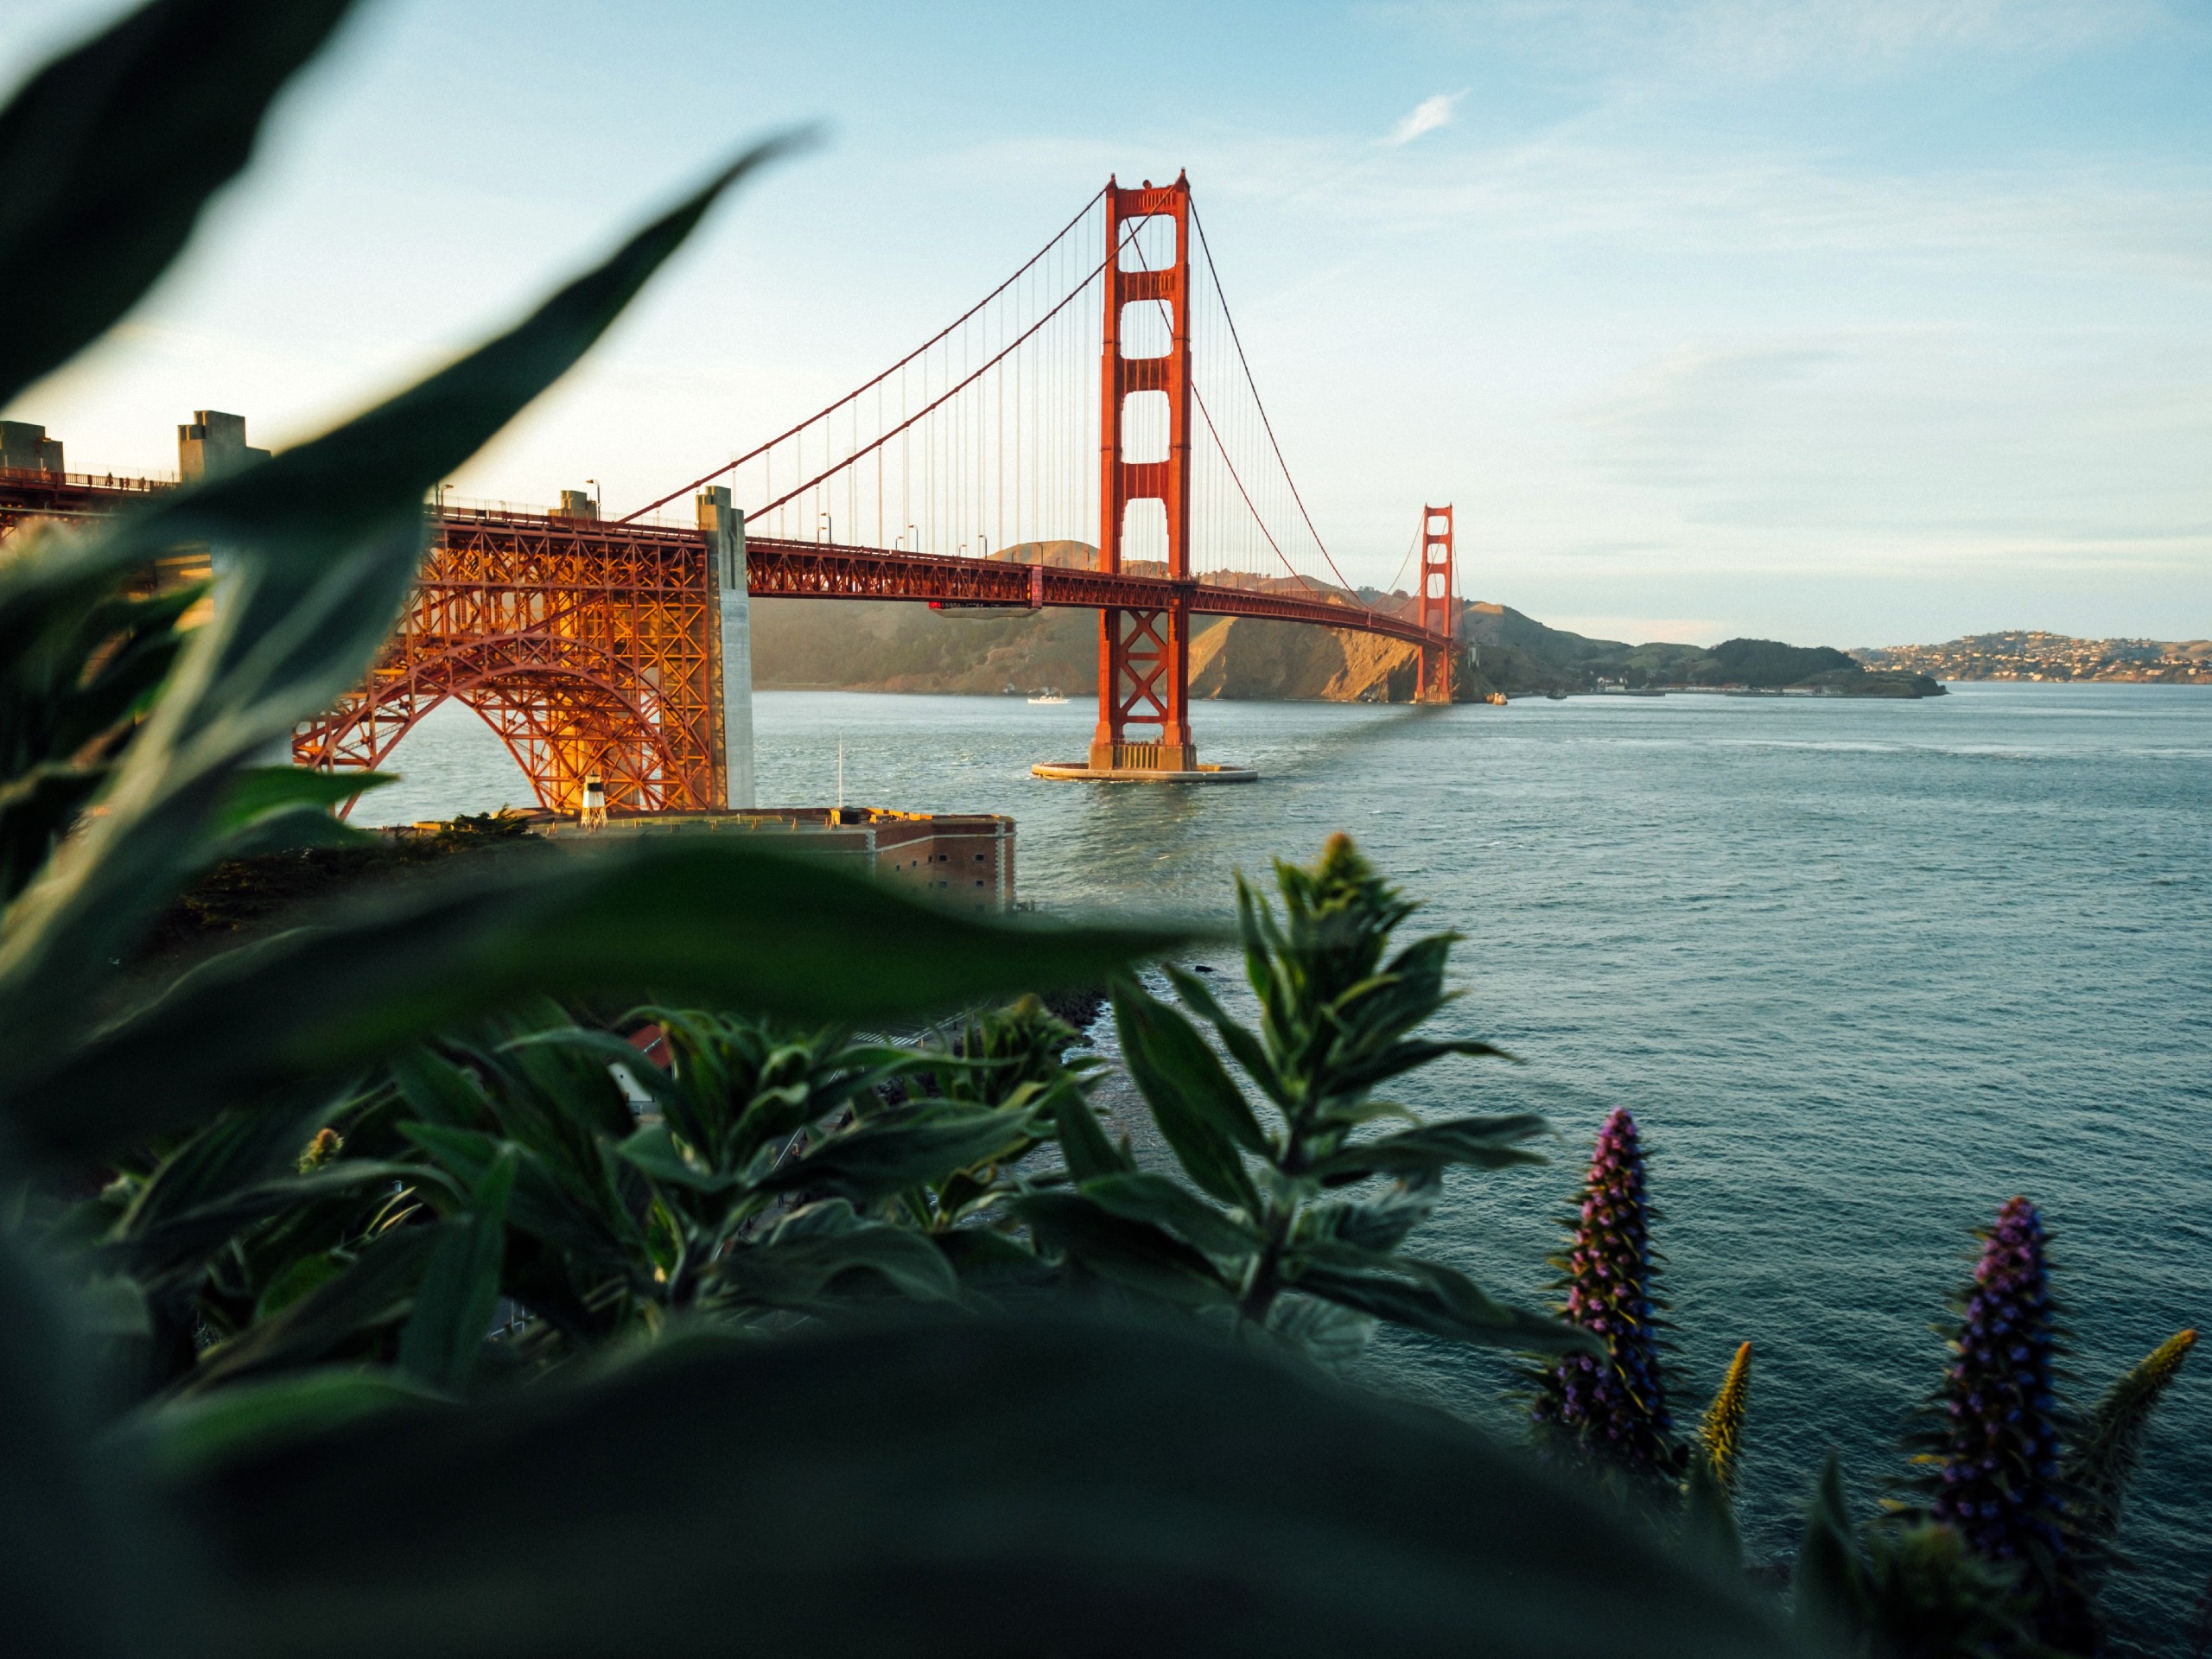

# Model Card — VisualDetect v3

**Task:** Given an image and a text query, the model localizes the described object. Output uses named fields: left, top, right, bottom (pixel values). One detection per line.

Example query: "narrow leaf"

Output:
left=398, top=1147, right=518, bottom=1393
left=176, top=1314, right=1798, bottom=1659
left=0, top=0, right=358, bottom=402
left=1080, top=1173, right=1261, bottom=1262
left=12, top=843, right=1192, bottom=1160
left=1109, top=976, right=1262, bottom=1208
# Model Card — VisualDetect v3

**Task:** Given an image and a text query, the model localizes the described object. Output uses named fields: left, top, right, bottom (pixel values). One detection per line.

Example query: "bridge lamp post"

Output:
left=586, top=478, right=600, bottom=520
left=818, top=512, right=833, bottom=545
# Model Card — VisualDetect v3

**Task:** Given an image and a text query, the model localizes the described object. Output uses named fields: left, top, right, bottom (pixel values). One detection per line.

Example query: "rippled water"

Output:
left=365, top=682, right=2211, bottom=1644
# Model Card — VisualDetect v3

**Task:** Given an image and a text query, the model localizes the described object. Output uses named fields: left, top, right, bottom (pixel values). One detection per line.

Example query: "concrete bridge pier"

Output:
left=699, top=486, right=755, bottom=810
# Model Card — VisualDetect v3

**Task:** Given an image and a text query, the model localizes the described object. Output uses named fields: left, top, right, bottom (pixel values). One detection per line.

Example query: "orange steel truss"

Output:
left=296, top=509, right=721, bottom=814
left=1092, top=173, right=1198, bottom=772
left=1416, top=504, right=1457, bottom=704
left=1, top=464, right=1461, bottom=813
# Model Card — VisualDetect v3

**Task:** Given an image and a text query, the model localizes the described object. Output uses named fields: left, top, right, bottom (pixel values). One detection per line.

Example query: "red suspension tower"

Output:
left=1090, top=174, right=1198, bottom=774
left=1416, top=503, right=1457, bottom=702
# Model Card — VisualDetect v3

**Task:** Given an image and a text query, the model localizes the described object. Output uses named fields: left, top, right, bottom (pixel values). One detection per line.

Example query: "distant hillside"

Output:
left=751, top=586, right=1934, bottom=702
left=1452, top=606, right=1938, bottom=697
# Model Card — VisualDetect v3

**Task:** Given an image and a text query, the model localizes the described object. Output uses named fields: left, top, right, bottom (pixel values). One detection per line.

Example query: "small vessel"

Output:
left=1027, top=688, right=1067, bottom=705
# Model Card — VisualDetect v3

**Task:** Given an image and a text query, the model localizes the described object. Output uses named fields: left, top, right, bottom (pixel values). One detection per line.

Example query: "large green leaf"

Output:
left=0, top=1228, right=195, bottom=1659
left=397, top=1147, right=517, bottom=1394
left=1109, top=976, right=1262, bottom=1208
left=1793, top=1452, right=1868, bottom=1651
left=760, top=1103, right=1036, bottom=1207
left=1013, top=1192, right=1233, bottom=1308
left=0, top=0, right=357, bottom=404
left=720, top=1204, right=960, bottom=1308
left=1078, top=1172, right=1262, bottom=1262
left=175, top=1314, right=1796, bottom=1659
left=1307, top=1112, right=1551, bottom=1185
left=0, top=134, right=798, bottom=1058
left=10, top=842, right=1190, bottom=1161
left=1286, top=1245, right=1594, bottom=1356
left=181, top=1224, right=446, bottom=1395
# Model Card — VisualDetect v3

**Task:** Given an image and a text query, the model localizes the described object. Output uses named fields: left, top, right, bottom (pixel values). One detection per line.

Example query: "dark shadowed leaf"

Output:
left=120, top=1365, right=448, bottom=1482
left=761, top=1103, right=1035, bottom=1207
left=1287, top=1248, right=1593, bottom=1355
left=0, top=0, right=358, bottom=404
left=106, top=1161, right=435, bottom=1278
left=183, top=1225, right=446, bottom=1395
left=397, top=1147, right=517, bottom=1393
left=11, top=843, right=1191, bottom=1160
left=0, top=1228, right=203, bottom=1659
left=1079, top=1172, right=1262, bottom=1261
left=175, top=1314, right=1795, bottom=1659
left=1014, top=1192, right=1233, bottom=1308
left=721, top=1205, right=960, bottom=1307
left=1794, top=1452, right=1869, bottom=1650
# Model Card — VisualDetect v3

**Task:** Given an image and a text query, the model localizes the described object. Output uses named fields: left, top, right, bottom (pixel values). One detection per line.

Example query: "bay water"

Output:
left=365, top=681, right=2210, bottom=1645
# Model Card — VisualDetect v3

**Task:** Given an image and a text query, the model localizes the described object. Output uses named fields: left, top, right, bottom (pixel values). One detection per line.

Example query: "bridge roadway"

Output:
left=453, top=506, right=1441, bottom=651
left=0, top=472, right=1440, bottom=653
left=1, top=470, right=1453, bottom=810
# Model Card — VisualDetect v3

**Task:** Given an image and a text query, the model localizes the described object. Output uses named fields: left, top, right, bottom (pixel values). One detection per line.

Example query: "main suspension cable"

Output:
left=620, top=185, right=1108, bottom=524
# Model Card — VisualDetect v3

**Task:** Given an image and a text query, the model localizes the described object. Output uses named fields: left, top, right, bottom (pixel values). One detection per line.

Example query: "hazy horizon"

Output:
left=2, top=0, right=2206, bottom=649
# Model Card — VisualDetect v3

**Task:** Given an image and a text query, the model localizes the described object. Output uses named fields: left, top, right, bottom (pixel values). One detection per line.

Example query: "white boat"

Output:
left=1027, top=689, right=1067, bottom=704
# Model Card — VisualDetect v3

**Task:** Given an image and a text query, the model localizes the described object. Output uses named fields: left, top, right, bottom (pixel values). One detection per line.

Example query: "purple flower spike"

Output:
left=1926, top=1196, right=2067, bottom=1572
left=1532, top=1109, right=1677, bottom=1477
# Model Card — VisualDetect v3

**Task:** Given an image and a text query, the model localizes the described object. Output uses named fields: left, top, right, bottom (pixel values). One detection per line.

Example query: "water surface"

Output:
left=367, top=682, right=2211, bottom=1645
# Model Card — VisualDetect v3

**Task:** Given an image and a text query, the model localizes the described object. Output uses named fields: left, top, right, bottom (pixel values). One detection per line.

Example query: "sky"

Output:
left=3, top=0, right=2209, bottom=648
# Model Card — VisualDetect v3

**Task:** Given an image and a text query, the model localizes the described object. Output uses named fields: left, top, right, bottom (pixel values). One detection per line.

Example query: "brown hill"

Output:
left=751, top=598, right=1489, bottom=702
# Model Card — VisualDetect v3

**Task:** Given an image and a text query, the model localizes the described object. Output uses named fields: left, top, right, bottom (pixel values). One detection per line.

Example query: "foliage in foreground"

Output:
left=0, top=3, right=1798, bottom=1656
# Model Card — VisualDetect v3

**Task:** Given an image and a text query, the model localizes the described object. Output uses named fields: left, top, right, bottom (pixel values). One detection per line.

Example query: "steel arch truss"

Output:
left=296, top=513, right=719, bottom=813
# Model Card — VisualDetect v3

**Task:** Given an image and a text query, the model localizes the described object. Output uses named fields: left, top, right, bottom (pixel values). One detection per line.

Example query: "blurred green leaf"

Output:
left=124, top=1365, right=446, bottom=1482
left=397, top=1146, right=517, bottom=1393
left=0, top=0, right=358, bottom=404
left=1683, top=1457, right=1743, bottom=1576
left=1793, top=1452, right=1868, bottom=1650
left=0, top=133, right=801, bottom=1064
left=174, top=1314, right=1795, bottom=1659
left=11, top=842, right=1189, bottom=1161
left=214, top=766, right=395, bottom=830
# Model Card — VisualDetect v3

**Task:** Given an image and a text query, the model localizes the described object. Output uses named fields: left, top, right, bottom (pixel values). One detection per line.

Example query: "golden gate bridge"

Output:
left=0, top=173, right=1462, bottom=806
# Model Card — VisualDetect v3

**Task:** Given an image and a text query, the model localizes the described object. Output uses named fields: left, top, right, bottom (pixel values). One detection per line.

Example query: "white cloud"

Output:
left=1386, top=91, right=1465, bottom=146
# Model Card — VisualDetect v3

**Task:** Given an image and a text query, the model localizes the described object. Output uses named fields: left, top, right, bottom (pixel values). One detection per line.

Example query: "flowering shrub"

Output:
left=1533, top=1108, right=1680, bottom=1478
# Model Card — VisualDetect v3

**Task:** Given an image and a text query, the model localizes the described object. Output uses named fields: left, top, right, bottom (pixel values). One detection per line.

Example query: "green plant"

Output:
left=1789, top=1202, right=2196, bottom=1658
left=1019, top=833, right=1594, bottom=1366
left=0, top=6, right=1797, bottom=1656
left=1533, top=1106, right=1681, bottom=1480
